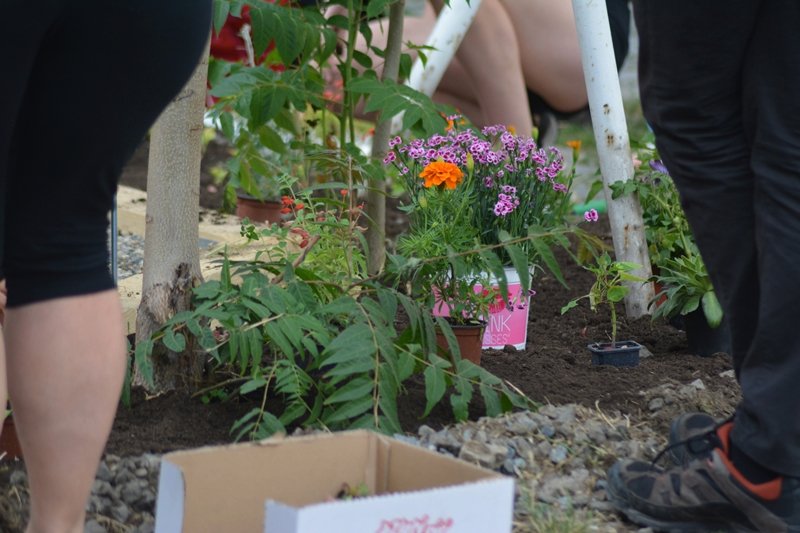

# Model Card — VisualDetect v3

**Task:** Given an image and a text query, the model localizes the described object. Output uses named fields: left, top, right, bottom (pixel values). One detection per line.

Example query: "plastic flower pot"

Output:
left=587, top=340, right=641, bottom=367
left=435, top=322, right=485, bottom=365
left=683, top=309, right=732, bottom=357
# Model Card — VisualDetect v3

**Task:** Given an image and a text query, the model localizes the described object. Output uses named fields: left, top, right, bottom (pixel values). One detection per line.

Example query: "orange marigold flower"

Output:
left=566, top=139, right=582, bottom=152
left=340, top=189, right=349, bottom=196
left=294, top=202, right=305, bottom=210
left=281, top=195, right=294, bottom=207
left=419, top=161, right=463, bottom=190
left=445, top=119, right=455, bottom=132
left=280, top=207, right=291, bottom=214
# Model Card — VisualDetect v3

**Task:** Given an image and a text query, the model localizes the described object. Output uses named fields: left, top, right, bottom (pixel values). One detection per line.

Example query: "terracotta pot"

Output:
left=235, top=195, right=283, bottom=224
left=436, top=322, right=485, bottom=365
left=587, top=340, right=641, bottom=367
left=653, top=281, right=668, bottom=309
left=1, top=416, right=23, bottom=461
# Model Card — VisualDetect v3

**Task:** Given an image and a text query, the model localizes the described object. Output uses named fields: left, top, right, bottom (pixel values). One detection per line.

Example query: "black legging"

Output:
left=0, top=0, right=211, bottom=307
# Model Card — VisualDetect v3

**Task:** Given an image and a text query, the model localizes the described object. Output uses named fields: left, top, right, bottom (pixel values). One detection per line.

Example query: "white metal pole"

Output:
left=391, top=0, right=483, bottom=132
left=572, top=0, right=653, bottom=318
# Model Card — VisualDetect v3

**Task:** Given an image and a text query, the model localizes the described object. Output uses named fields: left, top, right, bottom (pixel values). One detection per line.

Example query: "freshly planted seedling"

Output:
left=561, top=253, right=645, bottom=345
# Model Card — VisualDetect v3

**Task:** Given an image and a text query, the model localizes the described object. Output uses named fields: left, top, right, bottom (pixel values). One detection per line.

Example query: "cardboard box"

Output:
left=154, top=430, right=514, bottom=533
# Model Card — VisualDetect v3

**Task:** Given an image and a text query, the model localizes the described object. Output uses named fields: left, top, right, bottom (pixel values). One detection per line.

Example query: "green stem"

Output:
left=610, top=302, right=617, bottom=345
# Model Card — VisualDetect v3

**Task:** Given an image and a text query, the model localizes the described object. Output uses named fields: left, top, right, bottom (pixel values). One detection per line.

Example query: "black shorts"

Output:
left=0, top=0, right=211, bottom=307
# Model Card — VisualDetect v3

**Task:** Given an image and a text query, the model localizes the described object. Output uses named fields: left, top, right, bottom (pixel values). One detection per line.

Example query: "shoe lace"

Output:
left=650, top=417, right=733, bottom=468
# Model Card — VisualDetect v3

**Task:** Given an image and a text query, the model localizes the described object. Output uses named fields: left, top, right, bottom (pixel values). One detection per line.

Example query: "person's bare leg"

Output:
left=434, top=0, right=533, bottom=132
left=501, top=0, right=588, bottom=113
left=5, top=290, right=126, bottom=533
left=347, top=1, right=532, bottom=131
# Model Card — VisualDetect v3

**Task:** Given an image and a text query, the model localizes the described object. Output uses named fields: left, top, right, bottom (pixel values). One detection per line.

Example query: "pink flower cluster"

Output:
left=493, top=192, right=520, bottom=217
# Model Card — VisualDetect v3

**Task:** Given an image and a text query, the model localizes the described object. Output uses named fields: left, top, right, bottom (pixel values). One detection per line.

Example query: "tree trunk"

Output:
left=366, top=0, right=405, bottom=274
left=134, top=42, right=210, bottom=394
left=571, top=0, right=653, bottom=318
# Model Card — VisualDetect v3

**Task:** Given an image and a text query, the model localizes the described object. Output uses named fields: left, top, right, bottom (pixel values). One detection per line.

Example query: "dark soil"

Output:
left=108, top=140, right=735, bottom=458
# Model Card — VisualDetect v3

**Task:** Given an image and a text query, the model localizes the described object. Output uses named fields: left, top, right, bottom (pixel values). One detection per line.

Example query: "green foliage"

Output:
left=561, top=253, right=645, bottom=344
left=610, top=136, right=723, bottom=328
left=134, top=233, right=532, bottom=440
left=207, top=0, right=448, bottom=208
left=650, top=255, right=723, bottom=328
left=348, top=77, right=445, bottom=133
left=609, top=143, right=692, bottom=269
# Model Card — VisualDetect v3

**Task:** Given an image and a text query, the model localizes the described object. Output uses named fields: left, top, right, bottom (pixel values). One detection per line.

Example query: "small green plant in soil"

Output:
left=560, top=252, right=645, bottom=344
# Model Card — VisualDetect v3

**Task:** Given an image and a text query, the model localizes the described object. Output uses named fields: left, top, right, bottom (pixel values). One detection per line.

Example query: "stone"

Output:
left=96, top=461, right=113, bottom=483
left=689, top=378, right=706, bottom=391
left=549, top=444, right=569, bottom=464
left=111, top=502, right=132, bottom=524
left=540, top=425, right=556, bottom=438
left=584, top=421, right=607, bottom=444
left=9, top=469, right=27, bottom=486
left=720, top=369, right=736, bottom=379
left=535, top=440, right=552, bottom=459
left=458, top=440, right=507, bottom=469
left=429, top=430, right=462, bottom=453
left=122, top=480, right=143, bottom=506
left=648, top=397, right=665, bottom=412
left=85, top=519, right=108, bottom=533
left=554, top=405, right=577, bottom=427
left=416, top=424, right=436, bottom=439
left=506, top=414, right=539, bottom=436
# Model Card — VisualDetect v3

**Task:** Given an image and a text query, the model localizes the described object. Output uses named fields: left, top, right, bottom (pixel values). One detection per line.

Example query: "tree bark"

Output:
left=134, top=41, right=210, bottom=394
left=366, top=0, right=405, bottom=275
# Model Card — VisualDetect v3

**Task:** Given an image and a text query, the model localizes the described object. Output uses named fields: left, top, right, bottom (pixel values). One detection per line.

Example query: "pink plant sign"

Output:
left=375, top=515, right=454, bottom=533
left=433, top=268, right=530, bottom=350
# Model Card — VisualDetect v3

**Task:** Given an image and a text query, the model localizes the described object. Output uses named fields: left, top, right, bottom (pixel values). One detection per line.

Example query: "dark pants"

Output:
left=0, top=0, right=211, bottom=306
left=634, top=0, right=800, bottom=476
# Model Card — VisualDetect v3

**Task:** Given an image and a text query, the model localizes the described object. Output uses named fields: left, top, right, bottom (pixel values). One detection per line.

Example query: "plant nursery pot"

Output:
left=432, top=266, right=532, bottom=350
left=435, top=322, right=485, bottom=365
left=683, top=308, right=732, bottom=357
left=1, top=416, right=23, bottom=461
left=587, top=340, right=642, bottom=367
left=235, top=194, right=283, bottom=224
left=653, top=281, right=668, bottom=309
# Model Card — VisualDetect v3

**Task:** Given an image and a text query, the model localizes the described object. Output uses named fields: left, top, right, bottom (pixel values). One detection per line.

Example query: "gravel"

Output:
left=3, top=403, right=665, bottom=532
left=113, top=233, right=146, bottom=281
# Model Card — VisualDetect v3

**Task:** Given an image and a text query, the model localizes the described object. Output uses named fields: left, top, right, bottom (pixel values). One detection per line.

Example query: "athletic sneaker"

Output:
left=666, top=412, right=719, bottom=465
left=607, top=421, right=800, bottom=532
